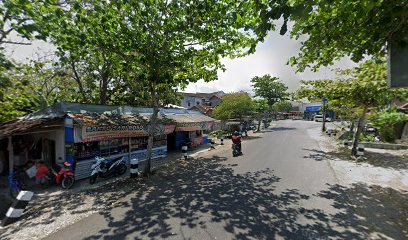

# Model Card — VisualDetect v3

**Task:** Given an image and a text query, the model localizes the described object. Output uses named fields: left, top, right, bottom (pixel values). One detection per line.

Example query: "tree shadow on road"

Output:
left=2, top=154, right=408, bottom=240
left=315, top=183, right=408, bottom=240
left=80, top=155, right=408, bottom=240
left=303, top=147, right=408, bottom=170
left=0, top=178, right=133, bottom=240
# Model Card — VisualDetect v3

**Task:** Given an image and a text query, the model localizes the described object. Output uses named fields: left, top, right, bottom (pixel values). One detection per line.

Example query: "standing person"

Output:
left=35, top=161, right=48, bottom=186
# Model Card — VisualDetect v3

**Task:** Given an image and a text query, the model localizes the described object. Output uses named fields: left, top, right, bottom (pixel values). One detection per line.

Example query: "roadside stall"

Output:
left=0, top=102, right=214, bottom=187
left=69, top=113, right=175, bottom=180
left=164, top=111, right=215, bottom=149
left=0, top=117, right=66, bottom=188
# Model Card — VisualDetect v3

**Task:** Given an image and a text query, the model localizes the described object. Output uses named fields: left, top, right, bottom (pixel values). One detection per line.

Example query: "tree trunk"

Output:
left=349, top=119, right=355, bottom=140
left=144, top=82, right=159, bottom=175
left=70, top=60, right=87, bottom=101
left=264, top=111, right=268, bottom=128
left=100, top=75, right=109, bottom=105
left=322, top=102, right=327, bottom=132
left=257, top=114, right=261, bottom=132
left=351, top=107, right=368, bottom=156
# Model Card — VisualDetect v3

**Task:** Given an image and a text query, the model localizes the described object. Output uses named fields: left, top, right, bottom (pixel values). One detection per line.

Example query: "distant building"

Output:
left=180, top=91, right=224, bottom=108
left=180, top=91, right=225, bottom=115
left=189, top=104, right=214, bottom=116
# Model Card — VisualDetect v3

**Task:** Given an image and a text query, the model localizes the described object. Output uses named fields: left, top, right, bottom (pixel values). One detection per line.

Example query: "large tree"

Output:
left=272, top=101, right=292, bottom=113
left=213, top=93, right=255, bottom=121
left=38, top=0, right=261, bottom=173
left=0, top=0, right=52, bottom=86
left=251, top=74, right=288, bottom=124
left=296, top=60, right=408, bottom=156
left=0, top=58, right=80, bottom=122
left=253, top=98, right=268, bottom=131
left=251, top=0, right=408, bottom=72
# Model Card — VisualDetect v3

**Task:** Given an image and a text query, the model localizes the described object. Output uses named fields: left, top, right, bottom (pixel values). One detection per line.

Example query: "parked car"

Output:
left=314, top=115, right=332, bottom=122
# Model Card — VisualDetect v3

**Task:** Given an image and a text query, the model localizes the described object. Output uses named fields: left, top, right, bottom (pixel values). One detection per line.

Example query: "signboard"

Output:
left=82, top=125, right=146, bottom=142
left=176, top=122, right=213, bottom=131
left=305, top=106, right=321, bottom=112
left=81, top=124, right=176, bottom=142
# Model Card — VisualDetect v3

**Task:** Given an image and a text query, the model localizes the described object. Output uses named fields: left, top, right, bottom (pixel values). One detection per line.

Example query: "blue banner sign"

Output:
left=305, top=106, right=321, bottom=112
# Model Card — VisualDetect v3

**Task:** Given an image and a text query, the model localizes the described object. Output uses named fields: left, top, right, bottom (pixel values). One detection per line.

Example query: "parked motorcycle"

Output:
left=47, top=162, right=75, bottom=189
left=89, top=156, right=127, bottom=184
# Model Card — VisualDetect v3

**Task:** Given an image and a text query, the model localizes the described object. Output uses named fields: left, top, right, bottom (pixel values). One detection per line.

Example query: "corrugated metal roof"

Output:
left=164, top=114, right=214, bottom=123
left=23, top=101, right=207, bottom=120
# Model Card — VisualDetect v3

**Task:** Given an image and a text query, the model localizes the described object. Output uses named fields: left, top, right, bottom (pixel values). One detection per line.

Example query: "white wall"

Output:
left=55, top=129, right=65, bottom=164
left=182, top=96, right=208, bottom=108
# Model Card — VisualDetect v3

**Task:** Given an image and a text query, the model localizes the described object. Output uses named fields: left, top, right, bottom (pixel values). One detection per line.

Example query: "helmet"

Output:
left=63, top=161, right=71, bottom=168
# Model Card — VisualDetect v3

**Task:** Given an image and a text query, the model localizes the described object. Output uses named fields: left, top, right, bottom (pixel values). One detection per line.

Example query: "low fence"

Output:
left=344, top=141, right=408, bottom=150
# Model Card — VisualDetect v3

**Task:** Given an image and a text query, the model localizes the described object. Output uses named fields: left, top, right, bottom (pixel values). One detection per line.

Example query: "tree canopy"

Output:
left=0, top=0, right=52, bottom=86
left=251, top=74, right=288, bottom=107
left=295, top=60, right=408, bottom=155
left=0, top=59, right=80, bottom=122
left=272, top=101, right=292, bottom=113
left=252, top=0, right=408, bottom=72
left=296, top=61, right=408, bottom=110
left=213, top=93, right=255, bottom=120
left=34, top=0, right=263, bottom=107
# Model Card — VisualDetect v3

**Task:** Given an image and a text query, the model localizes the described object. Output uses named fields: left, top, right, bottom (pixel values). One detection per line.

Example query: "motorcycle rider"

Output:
left=231, top=131, right=242, bottom=154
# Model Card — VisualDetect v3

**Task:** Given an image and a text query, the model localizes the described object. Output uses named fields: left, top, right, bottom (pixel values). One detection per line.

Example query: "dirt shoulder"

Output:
left=307, top=125, right=408, bottom=192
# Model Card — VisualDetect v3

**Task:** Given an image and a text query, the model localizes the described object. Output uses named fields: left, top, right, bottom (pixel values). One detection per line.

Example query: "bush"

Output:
left=209, top=130, right=225, bottom=139
left=359, top=133, right=377, bottom=142
left=371, top=109, right=408, bottom=143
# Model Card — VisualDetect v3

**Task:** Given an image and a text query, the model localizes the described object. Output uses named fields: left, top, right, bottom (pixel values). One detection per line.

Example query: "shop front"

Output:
left=171, top=120, right=214, bottom=149
left=70, top=114, right=175, bottom=180
left=0, top=102, right=215, bottom=186
left=0, top=118, right=66, bottom=188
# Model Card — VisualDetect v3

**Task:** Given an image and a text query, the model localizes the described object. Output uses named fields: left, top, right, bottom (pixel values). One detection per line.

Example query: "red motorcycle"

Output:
left=48, top=162, right=75, bottom=189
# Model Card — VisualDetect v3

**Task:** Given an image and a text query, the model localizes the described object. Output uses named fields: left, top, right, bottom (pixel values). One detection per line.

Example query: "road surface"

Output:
left=46, top=120, right=407, bottom=240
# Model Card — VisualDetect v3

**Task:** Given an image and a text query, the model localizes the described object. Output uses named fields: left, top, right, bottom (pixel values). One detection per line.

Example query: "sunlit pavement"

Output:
left=44, top=120, right=408, bottom=240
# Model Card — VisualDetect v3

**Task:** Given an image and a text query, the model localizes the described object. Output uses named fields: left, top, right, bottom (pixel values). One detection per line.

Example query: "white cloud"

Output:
left=185, top=31, right=358, bottom=94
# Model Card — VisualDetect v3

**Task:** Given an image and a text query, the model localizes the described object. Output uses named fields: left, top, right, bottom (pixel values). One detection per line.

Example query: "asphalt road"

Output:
left=45, top=120, right=408, bottom=240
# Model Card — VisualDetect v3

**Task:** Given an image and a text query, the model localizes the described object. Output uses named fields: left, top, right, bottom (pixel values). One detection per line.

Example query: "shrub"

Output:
left=359, top=133, right=376, bottom=142
left=371, top=108, right=408, bottom=143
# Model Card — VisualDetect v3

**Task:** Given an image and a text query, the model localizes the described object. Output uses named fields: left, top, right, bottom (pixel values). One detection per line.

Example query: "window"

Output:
left=196, top=102, right=200, bottom=105
left=187, top=101, right=191, bottom=107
